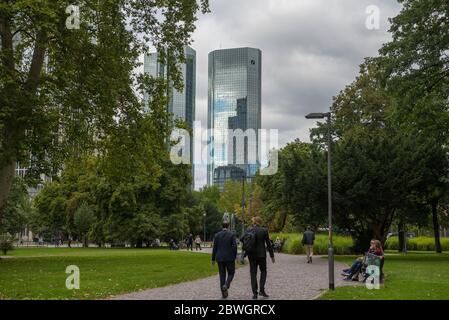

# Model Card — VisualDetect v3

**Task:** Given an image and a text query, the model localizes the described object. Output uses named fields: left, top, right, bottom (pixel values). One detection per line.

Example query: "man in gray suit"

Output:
left=212, top=221, right=237, bottom=298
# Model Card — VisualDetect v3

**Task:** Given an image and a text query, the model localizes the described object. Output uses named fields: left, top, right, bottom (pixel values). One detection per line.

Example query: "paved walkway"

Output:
left=111, top=250, right=351, bottom=300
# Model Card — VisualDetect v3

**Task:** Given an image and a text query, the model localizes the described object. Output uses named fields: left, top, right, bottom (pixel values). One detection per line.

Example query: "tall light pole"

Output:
left=181, top=212, right=186, bottom=242
left=203, top=211, right=206, bottom=242
left=305, top=112, right=334, bottom=290
left=181, top=213, right=184, bottom=243
left=241, top=171, right=246, bottom=237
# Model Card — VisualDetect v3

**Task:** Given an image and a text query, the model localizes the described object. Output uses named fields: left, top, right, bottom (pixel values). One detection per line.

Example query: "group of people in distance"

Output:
left=185, top=234, right=203, bottom=251
left=168, top=234, right=202, bottom=250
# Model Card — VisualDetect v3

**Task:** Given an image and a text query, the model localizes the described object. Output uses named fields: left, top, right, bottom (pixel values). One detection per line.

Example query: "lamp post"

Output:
left=203, top=211, right=206, bottom=242
left=241, top=171, right=246, bottom=237
left=305, top=112, right=334, bottom=290
left=181, top=212, right=186, bottom=242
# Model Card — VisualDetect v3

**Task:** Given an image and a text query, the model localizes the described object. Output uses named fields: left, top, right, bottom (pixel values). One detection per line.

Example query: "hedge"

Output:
left=271, top=234, right=449, bottom=254
left=271, top=233, right=353, bottom=255
left=384, top=236, right=449, bottom=251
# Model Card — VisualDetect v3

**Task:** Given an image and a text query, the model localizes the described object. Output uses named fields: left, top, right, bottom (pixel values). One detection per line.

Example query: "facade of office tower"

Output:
left=207, top=47, right=262, bottom=188
left=144, top=46, right=196, bottom=187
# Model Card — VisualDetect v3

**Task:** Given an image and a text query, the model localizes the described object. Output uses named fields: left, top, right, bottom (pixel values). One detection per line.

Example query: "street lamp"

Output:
left=241, top=171, right=246, bottom=237
left=305, top=111, right=334, bottom=290
left=181, top=212, right=186, bottom=242
left=203, top=211, right=206, bottom=243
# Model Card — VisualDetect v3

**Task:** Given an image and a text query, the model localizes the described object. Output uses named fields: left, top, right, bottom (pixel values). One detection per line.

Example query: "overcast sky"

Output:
left=191, top=0, right=402, bottom=189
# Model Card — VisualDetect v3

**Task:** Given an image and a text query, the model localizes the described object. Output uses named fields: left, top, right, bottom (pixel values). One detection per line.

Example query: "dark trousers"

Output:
left=249, top=257, right=267, bottom=295
left=217, top=261, right=235, bottom=289
left=187, top=243, right=193, bottom=250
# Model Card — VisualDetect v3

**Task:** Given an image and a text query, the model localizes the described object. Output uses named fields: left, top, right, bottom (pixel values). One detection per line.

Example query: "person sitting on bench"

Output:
left=342, top=239, right=384, bottom=281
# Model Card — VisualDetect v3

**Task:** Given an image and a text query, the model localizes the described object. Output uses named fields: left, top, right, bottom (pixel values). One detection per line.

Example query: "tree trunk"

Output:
left=431, top=201, right=442, bottom=254
left=0, top=162, right=16, bottom=222
left=0, top=18, right=17, bottom=221
left=84, top=235, right=88, bottom=248
left=398, top=221, right=407, bottom=253
left=280, top=210, right=288, bottom=231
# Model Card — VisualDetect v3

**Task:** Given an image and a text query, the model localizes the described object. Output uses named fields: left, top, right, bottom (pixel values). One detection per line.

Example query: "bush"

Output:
left=385, top=236, right=399, bottom=250
left=0, top=235, right=15, bottom=255
left=271, top=233, right=353, bottom=255
left=272, top=234, right=449, bottom=254
left=385, top=236, right=449, bottom=251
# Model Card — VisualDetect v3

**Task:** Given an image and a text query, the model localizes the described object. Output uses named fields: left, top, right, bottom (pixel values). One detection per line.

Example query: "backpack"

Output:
left=242, top=229, right=257, bottom=254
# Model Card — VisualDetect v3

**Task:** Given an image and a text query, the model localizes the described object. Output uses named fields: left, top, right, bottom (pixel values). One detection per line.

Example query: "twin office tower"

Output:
left=144, top=47, right=262, bottom=190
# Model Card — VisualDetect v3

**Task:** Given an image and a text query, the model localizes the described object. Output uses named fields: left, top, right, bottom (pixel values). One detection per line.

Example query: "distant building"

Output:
left=15, top=162, right=50, bottom=198
left=207, top=47, right=262, bottom=187
left=213, top=165, right=246, bottom=192
left=144, top=46, right=196, bottom=188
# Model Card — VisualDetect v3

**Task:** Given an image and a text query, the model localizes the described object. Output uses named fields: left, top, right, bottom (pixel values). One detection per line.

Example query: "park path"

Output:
left=111, top=249, right=351, bottom=300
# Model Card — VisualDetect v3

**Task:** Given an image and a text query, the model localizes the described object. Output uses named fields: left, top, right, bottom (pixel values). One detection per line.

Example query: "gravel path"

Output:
left=111, top=250, right=351, bottom=300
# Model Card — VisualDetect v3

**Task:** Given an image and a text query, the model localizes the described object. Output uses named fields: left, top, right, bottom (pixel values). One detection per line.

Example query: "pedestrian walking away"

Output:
left=195, top=235, right=202, bottom=251
left=302, top=227, right=315, bottom=263
left=242, top=216, right=275, bottom=300
left=186, top=234, right=194, bottom=251
left=212, top=221, right=238, bottom=299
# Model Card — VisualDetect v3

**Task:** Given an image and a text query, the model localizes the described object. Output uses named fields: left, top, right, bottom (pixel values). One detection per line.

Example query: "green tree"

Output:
left=0, top=0, right=209, bottom=223
left=73, top=202, right=95, bottom=247
left=328, top=60, right=449, bottom=251
left=0, top=234, right=14, bottom=255
left=380, top=1, right=449, bottom=252
left=257, top=140, right=327, bottom=232
left=191, top=185, right=223, bottom=240
left=0, top=178, right=31, bottom=235
left=381, top=0, right=449, bottom=99
left=32, top=182, right=67, bottom=240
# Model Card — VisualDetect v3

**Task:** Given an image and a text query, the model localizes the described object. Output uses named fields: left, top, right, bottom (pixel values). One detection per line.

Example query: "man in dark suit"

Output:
left=186, top=234, right=193, bottom=251
left=246, top=216, right=275, bottom=299
left=212, top=221, right=237, bottom=298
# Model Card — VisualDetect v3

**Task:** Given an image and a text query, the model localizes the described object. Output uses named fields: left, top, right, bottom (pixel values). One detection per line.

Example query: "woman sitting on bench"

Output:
left=342, top=239, right=384, bottom=281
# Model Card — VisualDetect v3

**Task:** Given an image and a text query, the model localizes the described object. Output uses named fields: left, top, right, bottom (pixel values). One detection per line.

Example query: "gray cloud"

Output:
left=192, top=0, right=402, bottom=189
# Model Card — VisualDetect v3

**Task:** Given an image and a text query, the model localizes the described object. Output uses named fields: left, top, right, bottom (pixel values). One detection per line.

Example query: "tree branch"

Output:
left=12, top=28, right=36, bottom=41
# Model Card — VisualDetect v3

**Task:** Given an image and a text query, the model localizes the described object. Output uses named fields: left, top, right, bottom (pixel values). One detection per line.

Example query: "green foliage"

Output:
left=272, top=233, right=353, bottom=255
left=32, top=182, right=67, bottom=238
left=32, top=154, right=193, bottom=246
left=191, top=185, right=223, bottom=241
left=385, top=236, right=449, bottom=252
left=73, top=202, right=95, bottom=246
left=0, top=0, right=209, bottom=221
left=381, top=0, right=449, bottom=104
left=0, top=234, right=14, bottom=255
left=0, top=178, right=32, bottom=235
left=260, top=56, right=449, bottom=252
left=218, top=181, right=245, bottom=216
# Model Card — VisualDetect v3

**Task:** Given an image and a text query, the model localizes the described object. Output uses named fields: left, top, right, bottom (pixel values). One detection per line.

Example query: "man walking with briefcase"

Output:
left=242, top=216, right=275, bottom=300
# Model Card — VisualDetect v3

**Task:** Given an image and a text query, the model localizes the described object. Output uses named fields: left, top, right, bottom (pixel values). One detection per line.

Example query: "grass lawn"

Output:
left=0, top=248, right=216, bottom=300
left=321, top=251, right=449, bottom=300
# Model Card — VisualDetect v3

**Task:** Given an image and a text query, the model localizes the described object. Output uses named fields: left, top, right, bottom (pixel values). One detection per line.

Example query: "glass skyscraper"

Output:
left=144, top=46, right=196, bottom=187
left=144, top=46, right=196, bottom=128
left=207, top=47, right=262, bottom=187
